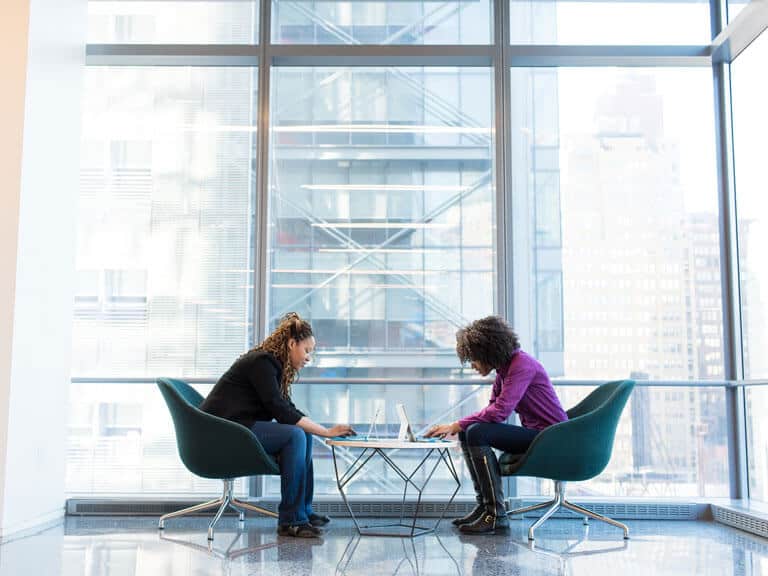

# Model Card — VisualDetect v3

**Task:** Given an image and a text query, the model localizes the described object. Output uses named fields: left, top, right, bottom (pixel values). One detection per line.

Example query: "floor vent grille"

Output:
left=68, top=499, right=700, bottom=520
left=67, top=499, right=472, bottom=518
left=67, top=501, right=265, bottom=517
left=712, top=505, right=768, bottom=539
left=508, top=500, right=699, bottom=520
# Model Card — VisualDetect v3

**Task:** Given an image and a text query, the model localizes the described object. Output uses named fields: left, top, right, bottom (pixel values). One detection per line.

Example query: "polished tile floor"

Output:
left=1, top=515, right=767, bottom=576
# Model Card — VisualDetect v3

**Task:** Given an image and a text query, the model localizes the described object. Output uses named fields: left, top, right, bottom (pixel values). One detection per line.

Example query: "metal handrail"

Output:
left=71, top=376, right=768, bottom=387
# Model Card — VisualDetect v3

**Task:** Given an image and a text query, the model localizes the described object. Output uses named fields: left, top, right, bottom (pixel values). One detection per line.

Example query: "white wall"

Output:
left=0, top=0, right=86, bottom=539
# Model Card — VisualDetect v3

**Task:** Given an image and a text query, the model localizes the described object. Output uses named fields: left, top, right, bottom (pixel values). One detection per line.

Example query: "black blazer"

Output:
left=200, top=350, right=305, bottom=428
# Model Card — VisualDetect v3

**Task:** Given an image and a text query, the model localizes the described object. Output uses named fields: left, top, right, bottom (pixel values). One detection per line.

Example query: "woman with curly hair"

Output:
left=425, top=315, right=567, bottom=534
left=201, top=312, right=355, bottom=538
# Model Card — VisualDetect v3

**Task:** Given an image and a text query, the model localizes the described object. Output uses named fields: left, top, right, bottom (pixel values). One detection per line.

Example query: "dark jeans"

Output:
left=250, top=421, right=314, bottom=526
left=460, top=422, right=539, bottom=454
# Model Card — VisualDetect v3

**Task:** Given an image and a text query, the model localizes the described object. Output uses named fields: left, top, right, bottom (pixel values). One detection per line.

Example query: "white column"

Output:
left=0, top=0, right=86, bottom=539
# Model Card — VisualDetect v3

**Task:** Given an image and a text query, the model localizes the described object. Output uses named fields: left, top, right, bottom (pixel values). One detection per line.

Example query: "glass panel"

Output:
left=518, top=386, right=729, bottom=498
left=733, top=32, right=768, bottom=502
left=272, top=0, right=492, bottom=44
left=265, top=382, right=489, bottom=496
left=733, top=31, right=768, bottom=381
left=509, top=0, right=711, bottom=45
left=66, top=383, right=246, bottom=496
left=88, top=1, right=258, bottom=44
left=511, top=68, right=722, bottom=382
left=268, top=67, right=495, bottom=378
left=66, top=382, right=728, bottom=499
left=746, top=387, right=768, bottom=502
left=74, top=67, right=257, bottom=378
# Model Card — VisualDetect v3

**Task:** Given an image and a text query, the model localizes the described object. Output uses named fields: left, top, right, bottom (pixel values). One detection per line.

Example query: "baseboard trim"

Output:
left=0, top=508, right=65, bottom=544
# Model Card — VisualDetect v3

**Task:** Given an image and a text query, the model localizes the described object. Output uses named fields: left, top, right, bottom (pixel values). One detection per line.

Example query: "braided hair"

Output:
left=455, top=315, right=520, bottom=370
left=254, top=312, right=313, bottom=398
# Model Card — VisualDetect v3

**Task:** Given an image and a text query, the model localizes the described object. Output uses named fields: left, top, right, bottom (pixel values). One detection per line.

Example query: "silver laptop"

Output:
left=347, top=404, right=414, bottom=441
left=334, top=404, right=444, bottom=443
left=396, top=403, right=417, bottom=442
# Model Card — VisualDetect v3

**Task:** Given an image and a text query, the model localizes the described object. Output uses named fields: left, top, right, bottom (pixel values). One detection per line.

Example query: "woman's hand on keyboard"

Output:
left=326, top=424, right=356, bottom=438
left=425, top=422, right=460, bottom=438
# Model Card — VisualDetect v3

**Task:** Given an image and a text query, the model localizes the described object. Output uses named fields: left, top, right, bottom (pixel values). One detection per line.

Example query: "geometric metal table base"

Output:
left=158, top=478, right=278, bottom=541
left=330, top=443, right=460, bottom=538
left=507, top=480, right=630, bottom=541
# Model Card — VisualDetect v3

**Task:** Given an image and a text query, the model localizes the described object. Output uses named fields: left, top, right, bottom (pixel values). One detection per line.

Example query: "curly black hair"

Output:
left=455, top=316, right=520, bottom=370
left=254, top=312, right=313, bottom=398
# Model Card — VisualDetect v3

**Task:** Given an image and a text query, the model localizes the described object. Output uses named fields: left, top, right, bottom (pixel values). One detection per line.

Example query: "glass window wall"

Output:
left=519, top=386, right=729, bottom=498
left=272, top=0, right=492, bottom=44
left=732, top=30, right=768, bottom=501
left=268, top=67, right=495, bottom=379
left=512, top=68, right=723, bottom=385
left=88, top=1, right=259, bottom=44
left=72, top=66, right=258, bottom=494
left=74, top=67, right=257, bottom=379
left=509, top=0, right=711, bottom=45
left=69, top=0, right=757, bottom=502
left=67, top=383, right=248, bottom=495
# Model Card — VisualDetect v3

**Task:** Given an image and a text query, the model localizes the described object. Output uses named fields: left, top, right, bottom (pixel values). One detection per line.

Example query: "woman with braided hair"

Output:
left=424, top=315, right=568, bottom=535
left=201, top=312, right=355, bottom=538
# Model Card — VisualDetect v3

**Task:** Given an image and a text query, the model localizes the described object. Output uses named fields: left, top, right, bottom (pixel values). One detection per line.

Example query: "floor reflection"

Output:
left=159, top=529, right=279, bottom=561
left=1, top=516, right=767, bottom=575
left=335, top=533, right=462, bottom=576
left=501, top=526, right=630, bottom=576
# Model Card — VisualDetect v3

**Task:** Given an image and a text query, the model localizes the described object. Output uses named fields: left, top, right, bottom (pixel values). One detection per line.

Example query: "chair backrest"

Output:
left=157, top=378, right=279, bottom=479
left=502, top=380, right=635, bottom=482
left=566, top=380, right=627, bottom=420
left=162, top=377, right=205, bottom=407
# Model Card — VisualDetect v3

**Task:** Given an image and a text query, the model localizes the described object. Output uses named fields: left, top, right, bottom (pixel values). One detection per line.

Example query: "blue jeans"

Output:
left=460, top=422, right=539, bottom=453
left=249, top=421, right=314, bottom=526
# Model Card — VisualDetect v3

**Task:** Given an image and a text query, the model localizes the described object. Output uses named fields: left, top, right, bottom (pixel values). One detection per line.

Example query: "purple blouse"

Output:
left=458, top=350, right=568, bottom=431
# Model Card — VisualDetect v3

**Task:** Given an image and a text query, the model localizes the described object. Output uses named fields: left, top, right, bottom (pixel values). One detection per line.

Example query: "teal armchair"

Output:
left=501, top=380, right=635, bottom=541
left=157, top=378, right=280, bottom=540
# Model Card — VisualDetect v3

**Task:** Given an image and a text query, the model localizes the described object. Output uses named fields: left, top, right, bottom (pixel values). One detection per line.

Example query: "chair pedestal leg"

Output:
left=526, top=490, right=563, bottom=541
left=158, top=479, right=280, bottom=539
left=208, top=496, right=231, bottom=541
left=223, top=482, right=246, bottom=522
left=507, top=499, right=556, bottom=518
left=228, top=501, right=246, bottom=522
left=509, top=481, right=630, bottom=541
left=230, top=498, right=279, bottom=519
left=158, top=498, right=223, bottom=530
left=561, top=500, right=630, bottom=539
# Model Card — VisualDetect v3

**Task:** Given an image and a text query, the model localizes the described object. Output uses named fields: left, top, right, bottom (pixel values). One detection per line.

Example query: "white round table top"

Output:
left=325, top=437, right=458, bottom=449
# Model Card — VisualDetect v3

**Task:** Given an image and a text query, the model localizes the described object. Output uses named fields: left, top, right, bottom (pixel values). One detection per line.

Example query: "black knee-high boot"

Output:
left=452, top=440, right=484, bottom=526
left=459, top=445, right=509, bottom=534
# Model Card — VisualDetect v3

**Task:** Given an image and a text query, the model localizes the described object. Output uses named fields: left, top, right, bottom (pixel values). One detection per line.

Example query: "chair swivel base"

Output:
left=158, top=479, right=278, bottom=540
left=507, top=480, right=629, bottom=541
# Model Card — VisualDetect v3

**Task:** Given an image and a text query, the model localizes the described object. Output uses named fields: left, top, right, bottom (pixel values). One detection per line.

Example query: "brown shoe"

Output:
left=452, top=504, right=484, bottom=527
left=458, top=512, right=510, bottom=535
